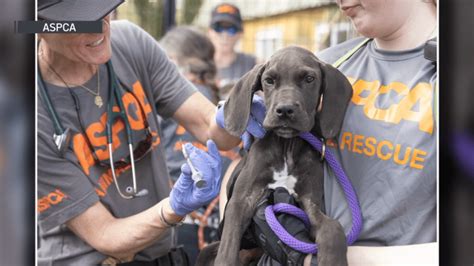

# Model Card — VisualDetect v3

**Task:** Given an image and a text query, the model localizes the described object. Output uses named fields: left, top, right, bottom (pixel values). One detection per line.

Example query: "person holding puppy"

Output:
left=315, top=0, right=437, bottom=264
left=216, top=0, right=437, bottom=265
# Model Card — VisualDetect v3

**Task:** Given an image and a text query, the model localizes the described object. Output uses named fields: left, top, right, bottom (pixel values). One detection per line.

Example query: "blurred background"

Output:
left=0, top=0, right=35, bottom=265
left=0, top=0, right=472, bottom=265
left=440, top=1, right=474, bottom=265
left=114, top=0, right=358, bottom=59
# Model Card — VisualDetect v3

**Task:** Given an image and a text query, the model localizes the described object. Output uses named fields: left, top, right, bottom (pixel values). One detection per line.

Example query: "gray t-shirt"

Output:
left=37, top=20, right=196, bottom=265
left=317, top=37, right=437, bottom=246
left=216, top=52, right=256, bottom=100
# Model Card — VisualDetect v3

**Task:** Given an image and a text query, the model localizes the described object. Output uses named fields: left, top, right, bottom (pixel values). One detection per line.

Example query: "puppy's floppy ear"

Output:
left=314, top=63, right=353, bottom=140
left=223, top=63, right=266, bottom=137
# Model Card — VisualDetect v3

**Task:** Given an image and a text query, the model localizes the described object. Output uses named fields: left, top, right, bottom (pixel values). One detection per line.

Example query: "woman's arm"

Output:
left=172, top=92, right=240, bottom=150
left=347, top=243, right=438, bottom=265
left=304, top=243, right=438, bottom=266
left=66, top=198, right=181, bottom=261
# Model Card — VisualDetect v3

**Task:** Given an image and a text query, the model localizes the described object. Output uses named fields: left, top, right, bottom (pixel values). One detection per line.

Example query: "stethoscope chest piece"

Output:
left=54, top=127, right=72, bottom=157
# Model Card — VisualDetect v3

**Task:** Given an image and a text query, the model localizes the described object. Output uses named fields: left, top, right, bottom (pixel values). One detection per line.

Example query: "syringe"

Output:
left=181, top=144, right=207, bottom=188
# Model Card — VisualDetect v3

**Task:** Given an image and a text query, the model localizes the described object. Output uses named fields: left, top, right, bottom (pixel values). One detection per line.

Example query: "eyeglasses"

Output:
left=100, top=89, right=153, bottom=170
left=213, top=24, right=239, bottom=36
left=102, top=126, right=153, bottom=170
left=71, top=82, right=153, bottom=171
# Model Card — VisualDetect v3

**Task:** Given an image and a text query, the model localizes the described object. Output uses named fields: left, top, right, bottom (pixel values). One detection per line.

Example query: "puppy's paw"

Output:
left=196, top=241, right=220, bottom=266
left=315, top=219, right=348, bottom=266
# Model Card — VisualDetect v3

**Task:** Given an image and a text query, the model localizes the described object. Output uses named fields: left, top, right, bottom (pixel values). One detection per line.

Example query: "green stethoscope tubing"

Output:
left=38, top=60, right=147, bottom=199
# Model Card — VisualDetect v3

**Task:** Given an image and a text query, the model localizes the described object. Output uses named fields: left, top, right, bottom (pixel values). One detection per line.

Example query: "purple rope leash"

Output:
left=264, top=132, right=363, bottom=254
left=265, top=203, right=317, bottom=254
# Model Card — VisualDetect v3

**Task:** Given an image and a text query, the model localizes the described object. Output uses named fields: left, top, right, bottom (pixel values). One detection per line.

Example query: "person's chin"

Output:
left=219, top=41, right=233, bottom=48
left=352, top=19, right=374, bottom=38
left=82, top=47, right=112, bottom=64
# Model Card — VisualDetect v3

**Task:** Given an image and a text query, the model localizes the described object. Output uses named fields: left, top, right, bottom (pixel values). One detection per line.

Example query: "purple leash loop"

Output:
left=264, top=132, right=363, bottom=254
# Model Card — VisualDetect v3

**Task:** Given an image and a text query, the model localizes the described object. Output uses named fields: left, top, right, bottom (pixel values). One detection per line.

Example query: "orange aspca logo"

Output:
left=175, top=125, right=186, bottom=135
left=73, top=81, right=160, bottom=175
left=216, top=4, right=238, bottom=14
left=347, top=77, right=434, bottom=134
left=38, top=189, right=68, bottom=213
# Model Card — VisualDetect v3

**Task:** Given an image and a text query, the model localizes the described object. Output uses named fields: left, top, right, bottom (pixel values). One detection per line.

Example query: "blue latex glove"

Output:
left=216, top=94, right=267, bottom=150
left=169, top=139, right=222, bottom=216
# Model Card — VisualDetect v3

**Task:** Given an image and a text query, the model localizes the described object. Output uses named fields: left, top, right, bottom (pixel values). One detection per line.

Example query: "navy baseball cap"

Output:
left=38, top=0, right=124, bottom=21
left=210, top=3, right=242, bottom=31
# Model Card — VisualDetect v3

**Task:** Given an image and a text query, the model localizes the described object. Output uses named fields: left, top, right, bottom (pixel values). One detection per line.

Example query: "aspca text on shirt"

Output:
left=72, top=81, right=161, bottom=197
left=338, top=77, right=434, bottom=170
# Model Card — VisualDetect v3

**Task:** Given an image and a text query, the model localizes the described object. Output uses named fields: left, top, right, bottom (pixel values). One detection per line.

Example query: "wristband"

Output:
left=160, top=205, right=184, bottom=228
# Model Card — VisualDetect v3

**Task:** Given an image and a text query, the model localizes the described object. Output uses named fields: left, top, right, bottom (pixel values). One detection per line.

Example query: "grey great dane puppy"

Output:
left=198, top=46, right=353, bottom=266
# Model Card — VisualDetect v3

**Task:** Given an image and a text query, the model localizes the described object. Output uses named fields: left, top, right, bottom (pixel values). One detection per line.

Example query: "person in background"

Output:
left=208, top=3, right=257, bottom=100
left=208, top=3, right=257, bottom=218
left=159, top=26, right=232, bottom=182
left=159, top=26, right=238, bottom=264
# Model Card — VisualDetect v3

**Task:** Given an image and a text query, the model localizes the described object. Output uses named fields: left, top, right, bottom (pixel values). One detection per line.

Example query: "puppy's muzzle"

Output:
left=275, top=103, right=298, bottom=119
left=264, top=102, right=311, bottom=138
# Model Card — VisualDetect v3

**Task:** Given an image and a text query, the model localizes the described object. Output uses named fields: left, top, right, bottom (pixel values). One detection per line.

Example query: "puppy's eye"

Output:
left=305, top=76, right=315, bottom=83
left=264, top=78, right=274, bottom=85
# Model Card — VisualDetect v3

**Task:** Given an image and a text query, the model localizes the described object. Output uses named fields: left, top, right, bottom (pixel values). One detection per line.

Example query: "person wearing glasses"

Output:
left=36, top=0, right=243, bottom=265
left=208, top=3, right=257, bottom=101
left=208, top=3, right=259, bottom=220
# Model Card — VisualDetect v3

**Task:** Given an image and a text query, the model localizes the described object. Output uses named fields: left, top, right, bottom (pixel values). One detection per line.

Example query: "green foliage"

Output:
left=133, top=0, right=164, bottom=39
left=182, top=0, right=202, bottom=24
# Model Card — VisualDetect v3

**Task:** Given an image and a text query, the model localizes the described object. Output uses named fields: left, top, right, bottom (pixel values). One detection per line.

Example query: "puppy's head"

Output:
left=223, top=46, right=353, bottom=140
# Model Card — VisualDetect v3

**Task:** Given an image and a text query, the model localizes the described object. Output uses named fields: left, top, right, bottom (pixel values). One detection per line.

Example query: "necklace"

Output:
left=41, top=56, right=103, bottom=107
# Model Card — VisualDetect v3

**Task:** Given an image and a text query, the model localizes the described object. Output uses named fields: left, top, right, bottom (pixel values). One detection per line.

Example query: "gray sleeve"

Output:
left=127, top=22, right=197, bottom=118
left=37, top=125, right=99, bottom=232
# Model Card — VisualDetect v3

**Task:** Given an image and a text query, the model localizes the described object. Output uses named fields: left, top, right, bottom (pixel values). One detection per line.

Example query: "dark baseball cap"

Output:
left=210, top=3, right=242, bottom=31
left=38, top=0, right=124, bottom=21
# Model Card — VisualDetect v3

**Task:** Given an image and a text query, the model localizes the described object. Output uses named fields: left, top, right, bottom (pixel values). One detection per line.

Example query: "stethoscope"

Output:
left=38, top=60, right=148, bottom=199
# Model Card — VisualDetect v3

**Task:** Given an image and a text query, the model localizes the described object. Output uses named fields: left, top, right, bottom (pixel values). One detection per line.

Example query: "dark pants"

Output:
left=177, top=223, right=220, bottom=265
left=117, top=247, right=189, bottom=266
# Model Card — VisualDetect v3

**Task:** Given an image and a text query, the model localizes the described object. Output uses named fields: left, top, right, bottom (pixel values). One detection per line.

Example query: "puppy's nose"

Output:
left=275, top=104, right=296, bottom=118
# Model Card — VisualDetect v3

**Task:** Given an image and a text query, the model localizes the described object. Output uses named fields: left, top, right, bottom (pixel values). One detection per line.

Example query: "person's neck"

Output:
left=39, top=42, right=97, bottom=87
left=214, top=49, right=237, bottom=69
left=374, top=4, right=436, bottom=51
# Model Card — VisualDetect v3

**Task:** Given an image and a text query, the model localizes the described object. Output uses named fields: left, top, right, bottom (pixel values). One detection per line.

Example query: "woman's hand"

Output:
left=169, top=139, right=222, bottom=216
left=216, top=94, right=267, bottom=150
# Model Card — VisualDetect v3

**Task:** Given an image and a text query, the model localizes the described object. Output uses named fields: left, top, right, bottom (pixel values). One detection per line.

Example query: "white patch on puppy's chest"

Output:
left=268, top=163, right=297, bottom=194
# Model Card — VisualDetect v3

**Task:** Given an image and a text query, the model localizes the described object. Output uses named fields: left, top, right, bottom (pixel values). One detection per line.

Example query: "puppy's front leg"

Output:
left=215, top=188, right=265, bottom=265
left=299, top=197, right=347, bottom=266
